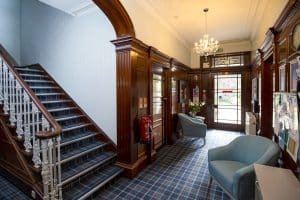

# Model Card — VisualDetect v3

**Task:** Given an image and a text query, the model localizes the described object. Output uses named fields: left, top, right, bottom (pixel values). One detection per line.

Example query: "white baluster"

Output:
left=15, top=82, right=24, bottom=139
left=41, top=139, right=50, bottom=200
left=48, top=139, right=56, bottom=200
left=51, top=134, right=59, bottom=200
left=23, top=93, right=32, bottom=152
left=42, top=115, right=50, bottom=131
left=3, top=63, right=9, bottom=114
left=32, top=103, right=41, bottom=168
left=0, top=58, right=3, bottom=103
left=9, top=72, right=16, bottom=125
left=56, top=136, right=62, bottom=200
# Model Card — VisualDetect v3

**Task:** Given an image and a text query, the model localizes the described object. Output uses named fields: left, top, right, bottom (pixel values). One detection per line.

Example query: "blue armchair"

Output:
left=177, top=113, right=207, bottom=144
left=208, top=135, right=280, bottom=200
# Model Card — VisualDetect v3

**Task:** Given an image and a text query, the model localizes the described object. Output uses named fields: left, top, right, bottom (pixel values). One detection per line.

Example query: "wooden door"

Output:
left=152, top=73, right=164, bottom=149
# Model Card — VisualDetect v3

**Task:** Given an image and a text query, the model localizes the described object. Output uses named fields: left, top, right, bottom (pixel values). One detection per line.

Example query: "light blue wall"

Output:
left=21, top=0, right=117, bottom=143
left=0, top=0, right=21, bottom=64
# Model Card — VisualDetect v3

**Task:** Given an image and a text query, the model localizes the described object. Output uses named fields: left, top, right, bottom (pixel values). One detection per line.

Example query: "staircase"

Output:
left=0, top=49, right=123, bottom=199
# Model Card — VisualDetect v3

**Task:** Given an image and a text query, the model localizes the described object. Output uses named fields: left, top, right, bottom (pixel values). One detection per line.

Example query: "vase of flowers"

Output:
left=188, top=101, right=205, bottom=117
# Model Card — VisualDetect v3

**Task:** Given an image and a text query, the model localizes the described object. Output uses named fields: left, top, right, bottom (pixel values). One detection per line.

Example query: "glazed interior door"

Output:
left=214, top=73, right=242, bottom=128
left=152, top=74, right=164, bottom=149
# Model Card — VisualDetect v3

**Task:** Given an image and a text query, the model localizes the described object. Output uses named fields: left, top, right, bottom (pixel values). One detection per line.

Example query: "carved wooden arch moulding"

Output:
left=93, top=0, right=135, bottom=37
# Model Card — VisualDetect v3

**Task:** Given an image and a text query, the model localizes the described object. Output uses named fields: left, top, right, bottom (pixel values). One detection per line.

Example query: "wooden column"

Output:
left=259, top=29, right=276, bottom=139
left=260, top=59, right=273, bottom=139
left=111, top=36, right=150, bottom=178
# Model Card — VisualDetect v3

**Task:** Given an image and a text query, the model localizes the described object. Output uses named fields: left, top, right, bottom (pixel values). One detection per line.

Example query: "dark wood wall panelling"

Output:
left=96, top=0, right=300, bottom=177
left=251, top=0, right=300, bottom=172
left=189, top=52, right=252, bottom=131
left=111, top=37, right=190, bottom=178
left=94, top=0, right=191, bottom=178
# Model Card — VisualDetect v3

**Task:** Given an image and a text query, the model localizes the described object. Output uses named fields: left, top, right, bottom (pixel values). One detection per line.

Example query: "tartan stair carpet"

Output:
left=13, top=65, right=123, bottom=199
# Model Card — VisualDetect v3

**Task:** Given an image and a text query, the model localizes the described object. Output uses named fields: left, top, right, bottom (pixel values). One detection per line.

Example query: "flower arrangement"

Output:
left=188, top=101, right=205, bottom=116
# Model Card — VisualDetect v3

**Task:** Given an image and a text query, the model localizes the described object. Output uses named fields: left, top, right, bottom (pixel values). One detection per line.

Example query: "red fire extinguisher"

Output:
left=140, top=115, right=152, bottom=143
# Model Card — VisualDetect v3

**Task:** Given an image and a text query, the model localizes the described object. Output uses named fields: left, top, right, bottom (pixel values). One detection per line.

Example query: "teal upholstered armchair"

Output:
left=208, top=135, right=280, bottom=200
left=177, top=113, right=207, bottom=144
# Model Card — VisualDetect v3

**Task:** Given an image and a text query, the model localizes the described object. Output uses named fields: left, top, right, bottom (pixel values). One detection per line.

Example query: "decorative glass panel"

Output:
left=213, top=54, right=245, bottom=67
left=229, top=56, right=241, bottom=66
left=214, top=57, right=229, bottom=67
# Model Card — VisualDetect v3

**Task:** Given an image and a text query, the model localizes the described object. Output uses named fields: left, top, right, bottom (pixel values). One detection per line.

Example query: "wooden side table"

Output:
left=254, top=164, right=300, bottom=200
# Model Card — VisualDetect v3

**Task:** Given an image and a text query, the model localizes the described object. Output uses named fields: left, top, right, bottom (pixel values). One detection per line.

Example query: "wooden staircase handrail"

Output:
left=0, top=45, right=61, bottom=139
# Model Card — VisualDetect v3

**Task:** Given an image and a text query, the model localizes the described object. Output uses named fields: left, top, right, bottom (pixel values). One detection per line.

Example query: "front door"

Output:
left=213, top=73, right=242, bottom=130
left=152, top=73, right=164, bottom=149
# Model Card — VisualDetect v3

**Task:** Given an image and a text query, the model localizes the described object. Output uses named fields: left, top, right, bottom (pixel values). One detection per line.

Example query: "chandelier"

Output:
left=194, top=8, right=219, bottom=57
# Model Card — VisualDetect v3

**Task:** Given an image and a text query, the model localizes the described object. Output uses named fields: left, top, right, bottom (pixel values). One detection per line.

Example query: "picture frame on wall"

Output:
left=290, top=58, right=299, bottom=92
left=179, top=80, right=188, bottom=103
left=279, top=64, right=286, bottom=91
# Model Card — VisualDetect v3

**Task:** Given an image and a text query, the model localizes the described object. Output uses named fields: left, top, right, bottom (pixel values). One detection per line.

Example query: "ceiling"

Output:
left=38, top=0, right=285, bottom=48
left=136, top=0, right=269, bottom=46
left=38, top=0, right=97, bottom=16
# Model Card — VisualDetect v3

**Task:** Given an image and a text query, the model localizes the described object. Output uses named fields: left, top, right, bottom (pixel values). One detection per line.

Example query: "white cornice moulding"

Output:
left=249, top=0, right=268, bottom=41
left=69, top=1, right=98, bottom=16
left=133, top=0, right=190, bottom=49
left=38, top=0, right=97, bottom=17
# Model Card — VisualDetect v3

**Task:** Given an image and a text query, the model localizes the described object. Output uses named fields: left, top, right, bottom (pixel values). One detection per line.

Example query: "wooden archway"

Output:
left=93, top=0, right=135, bottom=37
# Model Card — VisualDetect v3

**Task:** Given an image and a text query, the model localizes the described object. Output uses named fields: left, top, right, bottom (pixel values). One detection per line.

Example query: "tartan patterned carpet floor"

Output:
left=0, top=129, right=241, bottom=200
left=0, top=175, right=31, bottom=200
left=96, top=129, right=242, bottom=200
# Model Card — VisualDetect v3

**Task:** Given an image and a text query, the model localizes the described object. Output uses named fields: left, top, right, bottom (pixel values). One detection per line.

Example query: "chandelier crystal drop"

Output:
left=194, top=8, right=219, bottom=57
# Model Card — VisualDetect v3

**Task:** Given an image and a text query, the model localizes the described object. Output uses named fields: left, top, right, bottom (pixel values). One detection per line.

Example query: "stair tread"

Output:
left=36, top=92, right=64, bottom=96
left=30, top=86, right=59, bottom=89
left=61, top=122, right=92, bottom=132
left=55, top=114, right=84, bottom=122
left=61, top=131, right=96, bottom=146
left=42, top=99, right=72, bottom=104
left=63, top=165, right=123, bottom=200
left=48, top=106, right=77, bottom=112
left=19, top=73, right=47, bottom=77
left=60, top=141, right=106, bottom=163
left=61, top=151, right=116, bottom=184
left=16, top=67, right=43, bottom=72
left=25, top=80, right=54, bottom=83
